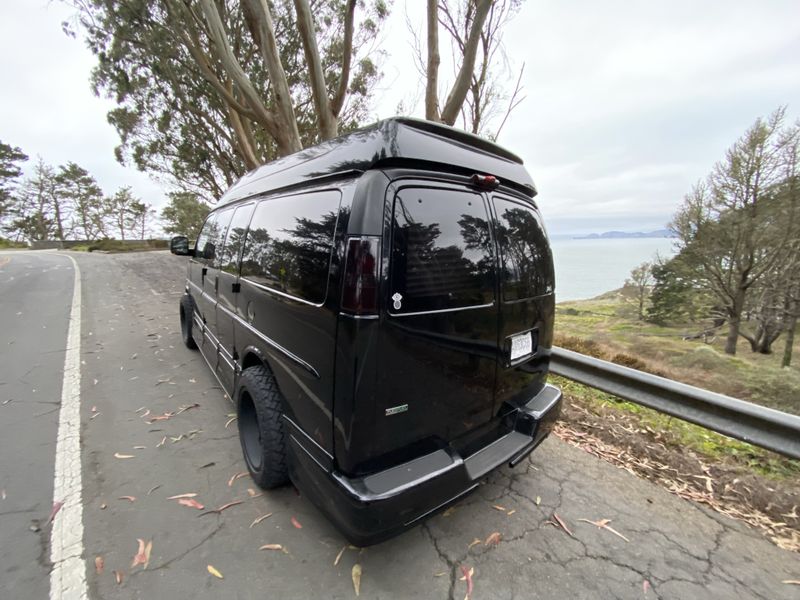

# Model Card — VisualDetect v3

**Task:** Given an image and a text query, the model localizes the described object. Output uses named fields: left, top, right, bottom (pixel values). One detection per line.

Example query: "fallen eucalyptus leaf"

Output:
left=352, top=563, right=362, bottom=596
left=207, top=565, right=223, bottom=579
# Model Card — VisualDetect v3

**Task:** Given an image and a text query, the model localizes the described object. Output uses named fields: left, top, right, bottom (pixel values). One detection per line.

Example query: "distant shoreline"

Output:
left=572, top=229, right=674, bottom=240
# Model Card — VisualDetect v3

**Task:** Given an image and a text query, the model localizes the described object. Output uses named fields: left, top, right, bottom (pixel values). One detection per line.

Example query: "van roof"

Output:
left=217, top=117, right=536, bottom=206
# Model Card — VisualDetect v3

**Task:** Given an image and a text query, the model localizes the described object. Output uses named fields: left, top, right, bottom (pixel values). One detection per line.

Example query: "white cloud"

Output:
left=1, top=0, right=798, bottom=235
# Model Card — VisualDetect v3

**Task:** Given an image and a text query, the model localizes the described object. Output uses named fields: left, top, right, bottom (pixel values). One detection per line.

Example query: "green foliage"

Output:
left=0, top=140, right=29, bottom=229
left=82, top=238, right=168, bottom=252
left=670, top=107, right=799, bottom=355
left=160, top=192, right=210, bottom=238
left=55, top=162, right=106, bottom=240
left=65, top=0, right=388, bottom=199
left=0, top=237, right=27, bottom=249
left=646, top=252, right=713, bottom=325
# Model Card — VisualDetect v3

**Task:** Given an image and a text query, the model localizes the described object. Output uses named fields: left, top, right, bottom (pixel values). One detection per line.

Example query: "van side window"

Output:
left=219, top=204, right=254, bottom=274
left=493, top=197, right=554, bottom=301
left=210, top=208, right=235, bottom=268
left=194, top=213, right=218, bottom=262
left=240, top=191, right=341, bottom=303
left=390, top=187, right=494, bottom=314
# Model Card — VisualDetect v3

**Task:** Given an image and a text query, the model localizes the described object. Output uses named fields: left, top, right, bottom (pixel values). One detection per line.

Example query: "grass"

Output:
left=555, top=287, right=800, bottom=415
left=0, top=237, right=27, bottom=249
left=553, top=375, right=800, bottom=481
left=554, top=287, right=800, bottom=480
left=71, top=239, right=169, bottom=252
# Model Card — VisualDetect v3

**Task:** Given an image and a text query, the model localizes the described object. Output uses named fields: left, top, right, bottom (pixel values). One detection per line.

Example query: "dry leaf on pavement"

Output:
left=459, top=566, right=474, bottom=599
left=131, top=539, right=152, bottom=569
left=334, top=545, right=346, bottom=566
left=352, top=564, right=362, bottom=596
left=783, top=580, right=800, bottom=585
left=249, top=513, right=273, bottom=528
left=259, top=544, right=289, bottom=554
left=442, top=506, right=456, bottom=517
left=552, top=512, right=575, bottom=538
left=227, top=472, right=248, bottom=487
left=113, top=570, right=124, bottom=585
left=291, top=516, right=303, bottom=529
left=578, top=518, right=630, bottom=542
left=114, top=453, right=135, bottom=459
left=95, top=556, right=104, bottom=575
left=491, top=504, right=507, bottom=512
left=47, top=501, right=64, bottom=524
left=118, top=496, right=136, bottom=503
left=484, top=532, right=502, bottom=547
left=199, top=500, right=243, bottom=517
left=467, top=538, right=481, bottom=550
left=167, top=493, right=198, bottom=500
left=178, top=498, right=204, bottom=510
left=207, top=565, right=223, bottom=579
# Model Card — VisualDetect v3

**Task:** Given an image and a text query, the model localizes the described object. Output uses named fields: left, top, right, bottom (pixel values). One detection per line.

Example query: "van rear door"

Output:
left=373, top=182, right=500, bottom=462
left=491, top=195, right=555, bottom=412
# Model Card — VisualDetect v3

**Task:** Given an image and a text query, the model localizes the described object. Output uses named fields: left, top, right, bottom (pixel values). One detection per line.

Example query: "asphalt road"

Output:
left=0, top=252, right=74, bottom=598
left=1, top=249, right=798, bottom=599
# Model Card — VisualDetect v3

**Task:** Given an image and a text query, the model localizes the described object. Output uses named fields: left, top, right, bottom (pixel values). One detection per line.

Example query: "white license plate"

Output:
left=510, top=332, right=533, bottom=361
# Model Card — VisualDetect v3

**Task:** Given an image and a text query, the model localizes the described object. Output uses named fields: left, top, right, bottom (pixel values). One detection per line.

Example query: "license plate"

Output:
left=510, top=332, right=533, bottom=361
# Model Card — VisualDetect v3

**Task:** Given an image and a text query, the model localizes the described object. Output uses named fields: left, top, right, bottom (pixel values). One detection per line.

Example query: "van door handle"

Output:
left=201, top=266, right=208, bottom=282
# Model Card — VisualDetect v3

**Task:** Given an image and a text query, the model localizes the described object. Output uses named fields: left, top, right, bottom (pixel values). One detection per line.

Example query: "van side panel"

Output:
left=232, top=185, right=353, bottom=459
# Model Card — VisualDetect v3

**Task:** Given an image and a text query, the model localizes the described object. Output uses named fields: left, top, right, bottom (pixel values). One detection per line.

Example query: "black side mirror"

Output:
left=170, top=236, right=192, bottom=256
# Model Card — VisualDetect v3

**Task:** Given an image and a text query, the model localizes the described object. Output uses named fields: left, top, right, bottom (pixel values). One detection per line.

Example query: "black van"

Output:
left=170, top=118, right=561, bottom=545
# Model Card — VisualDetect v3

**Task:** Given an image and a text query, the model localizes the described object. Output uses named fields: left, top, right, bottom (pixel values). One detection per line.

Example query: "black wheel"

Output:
left=179, top=294, right=198, bottom=350
left=236, top=365, right=289, bottom=489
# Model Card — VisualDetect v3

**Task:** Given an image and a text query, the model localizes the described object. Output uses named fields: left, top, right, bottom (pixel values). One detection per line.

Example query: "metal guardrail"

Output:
left=549, top=346, right=800, bottom=460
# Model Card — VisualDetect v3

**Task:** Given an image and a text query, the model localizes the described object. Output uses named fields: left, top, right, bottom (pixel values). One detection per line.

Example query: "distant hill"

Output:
left=574, top=229, right=675, bottom=239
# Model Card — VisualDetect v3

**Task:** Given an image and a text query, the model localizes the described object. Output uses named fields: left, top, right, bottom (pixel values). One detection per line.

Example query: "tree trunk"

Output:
left=53, top=200, right=65, bottom=241
left=783, top=315, right=797, bottom=367
left=724, top=288, right=747, bottom=355
left=425, top=0, right=440, bottom=121
left=293, top=0, right=337, bottom=140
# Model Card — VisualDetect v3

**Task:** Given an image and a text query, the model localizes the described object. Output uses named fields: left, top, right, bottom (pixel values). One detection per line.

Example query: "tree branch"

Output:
left=330, top=0, right=356, bottom=118
left=439, top=0, right=492, bottom=126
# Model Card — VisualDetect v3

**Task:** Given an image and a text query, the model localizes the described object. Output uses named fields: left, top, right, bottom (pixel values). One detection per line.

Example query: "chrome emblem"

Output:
left=392, top=292, right=403, bottom=310
left=385, top=404, right=408, bottom=416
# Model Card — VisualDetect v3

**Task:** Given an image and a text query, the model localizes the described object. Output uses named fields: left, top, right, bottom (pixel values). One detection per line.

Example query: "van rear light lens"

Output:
left=342, top=236, right=380, bottom=314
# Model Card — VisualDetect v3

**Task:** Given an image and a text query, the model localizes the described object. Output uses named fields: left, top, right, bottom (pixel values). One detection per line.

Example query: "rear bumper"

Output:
left=288, top=384, right=562, bottom=546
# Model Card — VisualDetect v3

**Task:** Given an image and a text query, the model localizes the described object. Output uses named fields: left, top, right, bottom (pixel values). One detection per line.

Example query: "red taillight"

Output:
left=342, top=236, right=380, bottom=314
left=471, top=173, right=500, bottom=189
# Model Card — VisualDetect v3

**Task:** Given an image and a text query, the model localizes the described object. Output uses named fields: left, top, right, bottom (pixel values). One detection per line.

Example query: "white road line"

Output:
left=50, top=254, right=88, bottom=600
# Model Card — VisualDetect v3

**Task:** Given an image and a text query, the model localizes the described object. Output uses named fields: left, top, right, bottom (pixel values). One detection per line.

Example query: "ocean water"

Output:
left=550, top=237, right=677, bottom=302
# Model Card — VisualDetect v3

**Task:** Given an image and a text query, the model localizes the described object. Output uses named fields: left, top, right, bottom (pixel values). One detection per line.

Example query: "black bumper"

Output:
left=288, top=384, right=562, bottom=546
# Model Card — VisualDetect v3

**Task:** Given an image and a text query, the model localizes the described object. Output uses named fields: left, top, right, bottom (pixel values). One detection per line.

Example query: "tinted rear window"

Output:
left=390, top=187, right=494, bottom=314
left=493, top=197, right=553, bottom=301
left=240, top=191, right=341, bottom=303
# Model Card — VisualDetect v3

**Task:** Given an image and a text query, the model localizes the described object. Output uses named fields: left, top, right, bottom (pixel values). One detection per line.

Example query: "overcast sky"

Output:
left=1, top=1, right=798, bottom=235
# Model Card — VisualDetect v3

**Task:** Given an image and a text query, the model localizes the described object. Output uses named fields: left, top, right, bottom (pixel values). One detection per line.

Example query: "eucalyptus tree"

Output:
left=65, top=0, right=388, bottom=200
left=434, top=0, right=526, bottom=139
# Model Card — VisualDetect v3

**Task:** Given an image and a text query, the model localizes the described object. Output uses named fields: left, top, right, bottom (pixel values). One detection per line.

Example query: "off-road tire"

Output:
left=179, top=294, right=198, bottom=350
left=236, top=365, right=289, bottom=489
